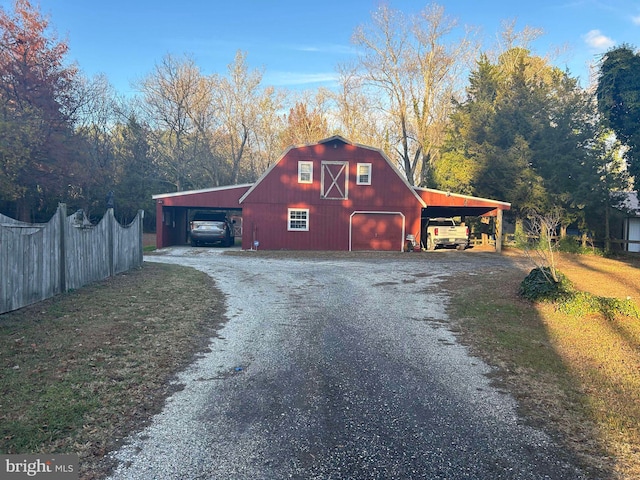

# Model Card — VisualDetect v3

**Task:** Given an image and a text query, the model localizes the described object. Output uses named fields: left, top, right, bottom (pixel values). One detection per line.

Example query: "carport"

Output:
left=153, top=184, right=252, bottom=249
left=414, top=188, right=511, bottom=252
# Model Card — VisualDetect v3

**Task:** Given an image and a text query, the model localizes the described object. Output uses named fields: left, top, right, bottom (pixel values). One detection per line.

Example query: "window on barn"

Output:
left=298, top=161, right=313, bottom=183
left=288, top=208, right=309, bottom=231
left=357, top=163, right=372, bottom=185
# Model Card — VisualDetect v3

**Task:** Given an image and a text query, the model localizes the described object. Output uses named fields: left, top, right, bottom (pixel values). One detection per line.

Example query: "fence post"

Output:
left=107, top=208, right=115, bottom=277
left=495, top=209, right=503, bottom=253
left=138, top=210, right=145, bottom=267
left=58, top=203, right=67, bottom=292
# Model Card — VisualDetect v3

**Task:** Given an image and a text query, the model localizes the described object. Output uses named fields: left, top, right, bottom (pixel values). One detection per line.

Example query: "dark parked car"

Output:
left=189, top=212, right=235, bottom=247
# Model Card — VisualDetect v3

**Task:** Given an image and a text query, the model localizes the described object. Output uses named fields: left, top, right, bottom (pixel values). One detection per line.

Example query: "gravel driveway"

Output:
left=107, top=248, right=585, bottom=479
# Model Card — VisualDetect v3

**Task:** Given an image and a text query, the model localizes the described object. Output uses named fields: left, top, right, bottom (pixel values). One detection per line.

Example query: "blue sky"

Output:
left=2, top=0, right=639, bottom=95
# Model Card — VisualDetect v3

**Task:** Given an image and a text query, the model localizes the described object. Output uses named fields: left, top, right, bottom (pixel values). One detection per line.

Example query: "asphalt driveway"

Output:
left=107, top=248, right=585, bottom=479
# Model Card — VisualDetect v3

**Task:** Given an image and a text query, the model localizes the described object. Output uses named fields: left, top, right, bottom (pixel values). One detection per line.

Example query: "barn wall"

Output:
left=241, top=203, right=421, bottom=251
left=627, top=217, right=640, bottom=252
left=244, top=143, right=418, bottom=208
left=241, top=139, right=423, bottom=250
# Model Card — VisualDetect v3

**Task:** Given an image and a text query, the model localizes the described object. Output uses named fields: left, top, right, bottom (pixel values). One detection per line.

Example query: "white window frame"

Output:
left=356, top=163, right=372, bottom=185
left=298, top=161, right=313, bottom=184
left=288, top=208, right=309, bottom=231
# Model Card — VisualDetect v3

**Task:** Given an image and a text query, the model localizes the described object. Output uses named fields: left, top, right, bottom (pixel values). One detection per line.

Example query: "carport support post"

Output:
left=495, top=209, right=503, bottom=253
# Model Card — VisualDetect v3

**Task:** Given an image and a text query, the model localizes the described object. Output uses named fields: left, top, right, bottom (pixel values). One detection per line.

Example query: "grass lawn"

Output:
left=442, top=249, right=640, bottom=480
left=0, top=262, right=226, bottom=479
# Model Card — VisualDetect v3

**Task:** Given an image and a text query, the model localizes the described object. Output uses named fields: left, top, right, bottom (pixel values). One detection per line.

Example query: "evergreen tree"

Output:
left=437, top=48, right=598, bottom=229
left=596, top=45, right=640, bottom=191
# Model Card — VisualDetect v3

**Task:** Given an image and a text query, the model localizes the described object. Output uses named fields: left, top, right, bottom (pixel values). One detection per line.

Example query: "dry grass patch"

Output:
left=0, top=262, right=226, bottom=480
left=443, top=249, right=640, bottom=479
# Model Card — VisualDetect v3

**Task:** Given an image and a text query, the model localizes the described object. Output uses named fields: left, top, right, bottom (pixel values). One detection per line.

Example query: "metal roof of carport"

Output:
left=413, top=187, right=511, bottom=217
left=152, top=183, right=252, bottom=208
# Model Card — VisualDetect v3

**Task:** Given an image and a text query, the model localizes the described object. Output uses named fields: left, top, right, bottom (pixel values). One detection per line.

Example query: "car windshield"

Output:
left=194, top=221, right=225, bottom=228
left=193, top=213, right=227, bottom=222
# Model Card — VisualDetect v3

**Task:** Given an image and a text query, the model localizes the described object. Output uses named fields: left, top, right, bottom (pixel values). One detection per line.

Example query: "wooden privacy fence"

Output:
left=0, top=204, right=144, bottom=314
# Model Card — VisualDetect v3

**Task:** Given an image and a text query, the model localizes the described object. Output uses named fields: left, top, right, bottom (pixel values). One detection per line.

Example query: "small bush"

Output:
left=556, top=236, right=581, bottom=254
left=520, top=268, right=640, bottom=320
left=556, top=236, right=603, bottom=256
left=558, top=292, right=640, bottom=320
left=519, top=267, right=572, bottom=302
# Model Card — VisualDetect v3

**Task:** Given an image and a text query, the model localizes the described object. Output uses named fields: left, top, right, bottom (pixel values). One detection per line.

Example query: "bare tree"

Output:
left=352, top=3, right=477, bottom=185
left=329, top=62, right=382, bottom=146
left=137, top=54, right=211, bottom=190
left=247, top=85, right=286, bottom=179
left=211, top=50, right=265, bottom=184
left=522, top=208, right=562, bottom=283
left=279, top=90, right=332, bottom=149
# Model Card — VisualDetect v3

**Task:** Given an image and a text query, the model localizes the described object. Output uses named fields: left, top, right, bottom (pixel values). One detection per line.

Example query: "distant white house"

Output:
left=620, top=192, right=640, bottom=252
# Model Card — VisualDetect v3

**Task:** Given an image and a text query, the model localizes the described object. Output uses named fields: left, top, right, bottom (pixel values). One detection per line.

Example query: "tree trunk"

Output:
left=16, top=197, right=32, bottom=222
left=560, top=225, right=567, bottom=238
left=605, top=203, right=611, bottom=252
left=515, top=216, right=524, bottom=235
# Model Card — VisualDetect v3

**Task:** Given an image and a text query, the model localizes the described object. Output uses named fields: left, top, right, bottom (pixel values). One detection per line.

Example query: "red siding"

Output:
left=242, top=143, right=419, bottom=208
left=240, top=139, right=423, bottom=251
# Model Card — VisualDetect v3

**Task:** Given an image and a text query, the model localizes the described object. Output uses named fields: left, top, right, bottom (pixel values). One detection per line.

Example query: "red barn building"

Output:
left=153, top=136, right=510, bottom=251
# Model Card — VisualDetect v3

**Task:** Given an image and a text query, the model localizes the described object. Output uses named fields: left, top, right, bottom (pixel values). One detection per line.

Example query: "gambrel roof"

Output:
left=239, top=136, right=426, bottom=207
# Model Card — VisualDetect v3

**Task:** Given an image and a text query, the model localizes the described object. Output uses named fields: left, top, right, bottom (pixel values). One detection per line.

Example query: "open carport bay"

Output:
left=107, top=249, right=585, bottom=479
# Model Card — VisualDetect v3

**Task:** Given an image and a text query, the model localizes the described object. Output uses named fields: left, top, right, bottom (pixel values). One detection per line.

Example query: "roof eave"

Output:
left=153, top=183, right=253, bottom=200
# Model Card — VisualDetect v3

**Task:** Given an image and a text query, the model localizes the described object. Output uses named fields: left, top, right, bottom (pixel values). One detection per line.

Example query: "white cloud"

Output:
left=289, top=43, right=358, bottom=55
left=582, top=29, right=615, bottom=51
left=632, top=15, right=640, bottom=26
left=265, top=71, right=339, bottom=87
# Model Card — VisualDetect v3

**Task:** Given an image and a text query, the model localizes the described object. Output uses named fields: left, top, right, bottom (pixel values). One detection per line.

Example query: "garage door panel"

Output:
left=351, top=212, right=404, bottom=251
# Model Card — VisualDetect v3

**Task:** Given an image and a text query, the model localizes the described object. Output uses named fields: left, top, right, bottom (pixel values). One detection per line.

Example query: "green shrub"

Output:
left=557, top=292, right=640, bottom=320
left=519, top=267, right=573, bottom=302
left=520, top=267, right=640, bottom=320
left=556, top=236, right=603, bottom=256
left=556, top=236, right=581, bottom=253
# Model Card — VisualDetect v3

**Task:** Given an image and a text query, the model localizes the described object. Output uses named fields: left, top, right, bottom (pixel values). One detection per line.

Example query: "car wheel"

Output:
left=456, top=244, right=466, bottom=251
